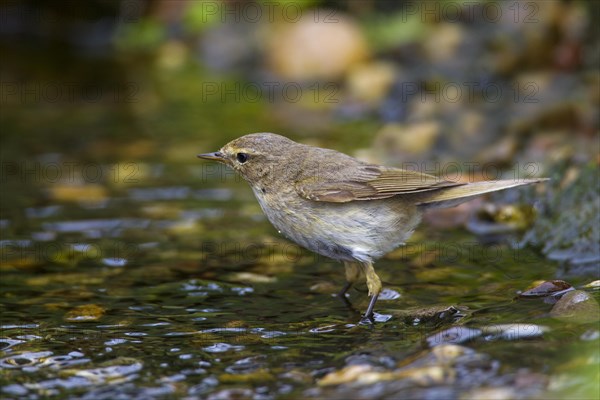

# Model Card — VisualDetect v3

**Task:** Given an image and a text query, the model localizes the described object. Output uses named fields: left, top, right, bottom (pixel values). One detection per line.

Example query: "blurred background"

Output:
left=2, top=0, right=598, bottom=158
left=2, top=0, right=598, bottom=272
left=1, top=1, right=599, bottom=399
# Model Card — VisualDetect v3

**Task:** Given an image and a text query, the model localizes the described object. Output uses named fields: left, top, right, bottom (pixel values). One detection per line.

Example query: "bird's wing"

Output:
left=295, top=164, right=463, bottom=203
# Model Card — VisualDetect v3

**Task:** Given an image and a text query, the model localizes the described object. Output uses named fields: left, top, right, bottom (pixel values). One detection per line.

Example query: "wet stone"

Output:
left=519, top=280, right=574, bottom=299
left=550, top=290, right=600, bottom=324
left=64, top=304, right=106, bottom=322
left=467, top=203, right=536, bottom=235
left=318, top=344, right=499, bottom=392
left=393, top=305, right=463, bottom=325
left=219, top=369, right=275, bottom=383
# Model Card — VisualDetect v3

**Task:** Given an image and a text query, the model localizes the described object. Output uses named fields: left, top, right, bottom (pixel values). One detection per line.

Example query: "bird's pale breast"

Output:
left=252, top=186, right=421, bottom=263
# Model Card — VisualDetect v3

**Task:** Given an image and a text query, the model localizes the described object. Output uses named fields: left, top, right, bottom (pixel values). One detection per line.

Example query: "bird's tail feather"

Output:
left=416, top=179, right=549, bottom=210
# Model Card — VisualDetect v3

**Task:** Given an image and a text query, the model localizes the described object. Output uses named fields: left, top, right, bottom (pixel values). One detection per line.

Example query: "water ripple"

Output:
left=309, top=325, right=338, bottom=333
left=104, top=339, right=127, bottom=346
left=101, top=257, right=128, bottom=267
left=0, top=351, right=53, bottom=369
left=202, top=343, right=244, bottom=353
left=0, top=338, right=26, bottom=351
left=0, top=324, right=39, bottom=329
left=201, top=328, right=246, bottom=334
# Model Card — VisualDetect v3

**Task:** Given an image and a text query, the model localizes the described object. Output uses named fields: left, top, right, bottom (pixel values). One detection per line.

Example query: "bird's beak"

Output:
left=197, top=151, right=224, bottom=161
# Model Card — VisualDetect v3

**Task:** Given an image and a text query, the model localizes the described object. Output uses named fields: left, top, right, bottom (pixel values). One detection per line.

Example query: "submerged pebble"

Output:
left=318, top=344, right=493, bottom=389
left=64, top=304, right=106, bottom=322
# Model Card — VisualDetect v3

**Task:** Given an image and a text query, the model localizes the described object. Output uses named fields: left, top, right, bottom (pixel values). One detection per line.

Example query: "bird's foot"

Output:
left=359, top=314, right=376, bottom=325
left=361, top=294, right=379, bottom=323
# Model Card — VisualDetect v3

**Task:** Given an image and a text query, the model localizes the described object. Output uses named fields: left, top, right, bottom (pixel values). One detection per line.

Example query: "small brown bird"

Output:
left=198, top=133, right=546, bottom=321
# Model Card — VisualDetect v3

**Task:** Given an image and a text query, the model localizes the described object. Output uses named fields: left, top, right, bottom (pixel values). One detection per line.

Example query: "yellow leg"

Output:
left=361, top=261, right=382, bottom=297
left=340, top=261, right=383, bottom=320
left=339, top=261, right=363, bottom=297
left=344, top=261, right=363, bottom=283
left=361, top=261, right=382, bottom=320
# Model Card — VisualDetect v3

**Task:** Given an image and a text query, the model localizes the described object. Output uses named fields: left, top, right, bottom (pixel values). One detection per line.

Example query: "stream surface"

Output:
left=1, top=165, right=598, bottom=399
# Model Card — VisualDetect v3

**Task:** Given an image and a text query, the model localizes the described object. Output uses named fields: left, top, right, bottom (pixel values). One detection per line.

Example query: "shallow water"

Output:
left=1, top=164, right=598, bottom=399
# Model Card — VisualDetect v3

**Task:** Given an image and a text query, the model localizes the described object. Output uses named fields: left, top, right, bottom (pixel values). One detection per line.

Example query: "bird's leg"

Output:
left=339, top=261, right=362, bottom=297
left=361, top=261, right=382, bottom=321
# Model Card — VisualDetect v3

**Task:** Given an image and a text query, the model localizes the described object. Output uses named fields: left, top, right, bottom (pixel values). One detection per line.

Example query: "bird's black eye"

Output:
left=236, top=153, right=249, bottom=163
